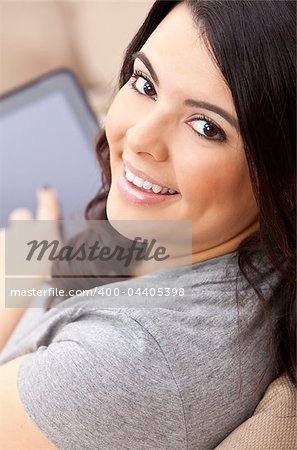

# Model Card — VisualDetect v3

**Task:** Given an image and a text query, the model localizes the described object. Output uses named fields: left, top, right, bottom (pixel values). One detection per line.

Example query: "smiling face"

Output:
left=105, top=2, right=259, bottom=263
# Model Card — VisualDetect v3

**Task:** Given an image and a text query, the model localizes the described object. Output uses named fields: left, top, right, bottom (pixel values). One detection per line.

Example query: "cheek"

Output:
left=179, top=151, right=254, bottom=208
left=105, top=92, right=125, bottom=146
left=105, top=87, right=135, bottom=147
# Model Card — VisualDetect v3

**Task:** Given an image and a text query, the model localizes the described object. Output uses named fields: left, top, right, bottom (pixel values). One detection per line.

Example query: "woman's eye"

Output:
left=129, top=73, right=226, bottom=143
left=130, top=71, right=157, bottom=98
left=189, top=118, right=225, bottom=142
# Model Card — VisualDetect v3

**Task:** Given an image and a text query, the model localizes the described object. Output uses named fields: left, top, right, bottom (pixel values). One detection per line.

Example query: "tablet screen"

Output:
left=0, top=70, right=102, bottom=227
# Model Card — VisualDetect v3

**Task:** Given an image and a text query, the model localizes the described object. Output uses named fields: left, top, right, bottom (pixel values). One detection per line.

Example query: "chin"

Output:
left=106, top=193, right=134, bottom=240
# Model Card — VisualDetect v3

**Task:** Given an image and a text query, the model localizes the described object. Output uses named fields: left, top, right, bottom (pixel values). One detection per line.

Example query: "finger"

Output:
left=8, top=208, right=34, bottom=221
left=36, top=186, right=60, bottom=220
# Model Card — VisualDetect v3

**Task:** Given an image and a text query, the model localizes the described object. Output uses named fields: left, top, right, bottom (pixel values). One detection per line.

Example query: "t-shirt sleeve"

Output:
left=17, top=309, right=186, bottom=450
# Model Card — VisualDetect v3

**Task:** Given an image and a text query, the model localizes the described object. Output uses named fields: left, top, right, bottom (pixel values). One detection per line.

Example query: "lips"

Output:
left=117, top=162, right=181, bottom=205
left=122, top=158, right=179, bottom=193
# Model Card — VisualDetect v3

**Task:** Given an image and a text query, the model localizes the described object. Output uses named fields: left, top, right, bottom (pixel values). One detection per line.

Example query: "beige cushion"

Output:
left=0, top=0, right=154, bottom=118
left=214, top=374, right=297, bottom=449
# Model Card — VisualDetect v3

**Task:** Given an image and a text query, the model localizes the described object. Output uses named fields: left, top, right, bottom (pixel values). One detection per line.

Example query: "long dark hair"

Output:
left=48, top=0, right=296, bottom=387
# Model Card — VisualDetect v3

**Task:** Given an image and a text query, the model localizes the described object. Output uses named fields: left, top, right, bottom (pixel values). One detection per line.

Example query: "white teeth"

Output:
left=132, top=176, right=144, bottom=188
left=143, top=180, right=153, bottom=190
left=124, top=164, right=178, bottom=195
left=152, top=184, right=163, bottom=193
left=125, top=169, right=135, bottom=182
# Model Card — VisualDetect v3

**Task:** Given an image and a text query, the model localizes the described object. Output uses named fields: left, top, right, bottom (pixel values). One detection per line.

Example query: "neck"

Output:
left=191, top=220, right=260, bottom=265
left=131, top=219, right=260, bottom=278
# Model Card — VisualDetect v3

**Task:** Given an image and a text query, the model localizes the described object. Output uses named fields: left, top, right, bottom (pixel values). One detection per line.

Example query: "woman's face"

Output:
left=105, top=2, right=259, bottom=261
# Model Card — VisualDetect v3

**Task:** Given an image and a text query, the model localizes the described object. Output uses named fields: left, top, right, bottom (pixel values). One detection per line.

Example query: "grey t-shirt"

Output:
left=0, top=251, right=282, bottom=450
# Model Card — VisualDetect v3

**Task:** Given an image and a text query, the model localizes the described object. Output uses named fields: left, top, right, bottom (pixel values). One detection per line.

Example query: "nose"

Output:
left=125, top=109, right=171, bottom=160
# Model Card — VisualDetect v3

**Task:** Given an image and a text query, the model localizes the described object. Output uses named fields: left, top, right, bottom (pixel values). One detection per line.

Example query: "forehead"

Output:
left=140, top=2, right=234, bottom=112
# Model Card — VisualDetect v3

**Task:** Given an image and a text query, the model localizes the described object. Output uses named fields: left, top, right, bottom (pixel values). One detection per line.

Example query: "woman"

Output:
left=0, top=1, right=295, bottom=449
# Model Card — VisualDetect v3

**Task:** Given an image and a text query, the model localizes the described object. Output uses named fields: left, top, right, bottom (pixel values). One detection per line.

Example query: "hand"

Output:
left=1, top=187, right=61, bottom=306
left=8, top=186, right=60, bottom=221
left=0, top=187, right=61, bottom=350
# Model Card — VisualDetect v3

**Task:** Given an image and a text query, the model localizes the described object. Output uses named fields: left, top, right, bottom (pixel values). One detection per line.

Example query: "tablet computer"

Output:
left=0, top=69, right=102, bottom=227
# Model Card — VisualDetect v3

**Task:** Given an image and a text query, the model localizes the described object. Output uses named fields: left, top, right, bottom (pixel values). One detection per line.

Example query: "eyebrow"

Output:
left=131, top=51, right=239, bottom=131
